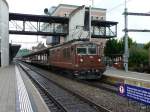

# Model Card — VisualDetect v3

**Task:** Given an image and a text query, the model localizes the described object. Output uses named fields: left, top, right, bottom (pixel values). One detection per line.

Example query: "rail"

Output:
left=18, top=62, right=112, bottom=112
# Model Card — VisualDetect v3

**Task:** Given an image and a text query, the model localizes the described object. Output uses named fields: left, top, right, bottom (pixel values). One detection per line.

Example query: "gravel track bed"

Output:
left=22, top=63, right=148, bottom=112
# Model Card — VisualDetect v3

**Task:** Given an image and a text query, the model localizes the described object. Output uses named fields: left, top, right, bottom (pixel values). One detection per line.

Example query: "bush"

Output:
left=129, top=46, right=148, bottom=69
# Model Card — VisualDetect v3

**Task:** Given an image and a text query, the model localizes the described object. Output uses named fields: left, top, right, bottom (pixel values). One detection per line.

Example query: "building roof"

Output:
left=50, top=4, right=106, bottom=16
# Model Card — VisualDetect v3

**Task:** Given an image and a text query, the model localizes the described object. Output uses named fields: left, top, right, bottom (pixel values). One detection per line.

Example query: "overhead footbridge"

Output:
left=9, top=13, right=118, bottom=38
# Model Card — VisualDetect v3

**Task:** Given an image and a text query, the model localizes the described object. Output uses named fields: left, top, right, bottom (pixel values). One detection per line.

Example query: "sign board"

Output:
left=119, top=84, right=150, bottom=105
left=119, top=84, right=125, bottom=96
left=125, top=84, right=150, bottom=105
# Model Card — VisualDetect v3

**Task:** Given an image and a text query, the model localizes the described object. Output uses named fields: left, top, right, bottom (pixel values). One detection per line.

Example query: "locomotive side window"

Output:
left=77, top=47, right=87, bottom=55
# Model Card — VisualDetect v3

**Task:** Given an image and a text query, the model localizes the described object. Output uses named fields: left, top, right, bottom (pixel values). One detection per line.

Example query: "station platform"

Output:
left=103, top=67, right=150, bottom=88
left=0, top=65, right=50, bottom=112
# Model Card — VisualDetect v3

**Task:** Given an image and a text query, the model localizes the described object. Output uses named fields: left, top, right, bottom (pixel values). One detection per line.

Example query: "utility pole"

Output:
left=92, top=0, right=94, bottom=7
left=89, top=0, right=94, bottom=41
left=124, top=0, right=129, bottom=72
left=89, top=5, right=91, bottom=41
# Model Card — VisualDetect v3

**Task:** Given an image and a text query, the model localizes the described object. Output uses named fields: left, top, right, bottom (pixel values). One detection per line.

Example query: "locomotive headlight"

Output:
left=98, top=59, right=101, bottom=62
left=80, top=58, right=83, bottom=62
left=96, top=69, right=99, bottom=72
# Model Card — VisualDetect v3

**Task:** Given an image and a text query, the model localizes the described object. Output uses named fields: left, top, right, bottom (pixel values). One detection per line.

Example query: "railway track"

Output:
left=56, top=71, right=118, bottom=93
left=17, top=61, right=148, bottom=112
left=18, top=64, right=67, bottom=112
left=46, top=67, right=118, bottom=94
left=21, top=62, right=118, bottom=94
left=79, top=80, right=118, bottom=93
left=57, top=73, right=118, bottom=94
left=18, top=63, right=112, bottom=112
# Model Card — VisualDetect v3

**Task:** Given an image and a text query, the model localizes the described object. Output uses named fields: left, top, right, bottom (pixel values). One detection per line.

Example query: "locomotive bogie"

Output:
left=73, top=69, right=104, bottom=79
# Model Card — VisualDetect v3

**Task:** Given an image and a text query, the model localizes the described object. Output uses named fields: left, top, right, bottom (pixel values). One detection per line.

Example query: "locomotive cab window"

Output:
left=77, top=47, right=87, bottom=55
left=88, top=45, right=97, bottom=55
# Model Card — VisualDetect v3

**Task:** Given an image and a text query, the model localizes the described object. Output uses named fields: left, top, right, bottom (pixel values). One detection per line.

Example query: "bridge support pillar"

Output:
left=0, top=0, right=9, bottom=67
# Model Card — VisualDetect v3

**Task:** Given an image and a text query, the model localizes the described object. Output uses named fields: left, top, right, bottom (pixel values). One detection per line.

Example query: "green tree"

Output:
left=119, top=37, right=137, bottom=48
left=144, top=41, right=150, bottom=50
left=104, top=37, right=149, bottom=71
left=104, top=37, right=136, bottom=58
left=104, top=39, right=121, bottom=58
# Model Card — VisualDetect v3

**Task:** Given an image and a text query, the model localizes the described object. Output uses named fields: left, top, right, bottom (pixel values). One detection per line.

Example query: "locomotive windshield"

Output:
left=88, top=47, right=96, bottom=54
left=77, top=47, right=87, bottom=55
left=77, top=44, right=97, bottom=55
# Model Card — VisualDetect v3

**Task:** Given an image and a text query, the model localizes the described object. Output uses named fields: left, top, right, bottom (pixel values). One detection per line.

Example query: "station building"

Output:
left=44, top=4, right=108, bottom=47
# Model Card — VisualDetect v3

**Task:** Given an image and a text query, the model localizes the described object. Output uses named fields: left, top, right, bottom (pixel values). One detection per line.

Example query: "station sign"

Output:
left=119, top=84, right=150, bottom=105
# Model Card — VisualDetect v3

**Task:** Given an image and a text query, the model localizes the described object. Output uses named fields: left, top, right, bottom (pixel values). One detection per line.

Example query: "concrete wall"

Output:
left=67, top=6, right=89, bottom=41
left=0, top=0, right=9, bottom=67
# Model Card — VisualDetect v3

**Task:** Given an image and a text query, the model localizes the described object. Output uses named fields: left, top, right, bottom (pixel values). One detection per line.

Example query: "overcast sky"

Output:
left=7, top=0, right=150, bottom=49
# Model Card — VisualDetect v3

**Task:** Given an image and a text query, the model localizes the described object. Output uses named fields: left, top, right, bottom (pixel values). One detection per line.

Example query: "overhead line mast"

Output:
left=124, top=0, right=129, bottom=72
left=89, top=5, right=91, bottom=41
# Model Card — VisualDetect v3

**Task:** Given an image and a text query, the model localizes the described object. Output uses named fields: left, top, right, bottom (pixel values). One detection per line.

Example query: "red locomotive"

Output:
left=22, top=40, right=106, bottom=79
